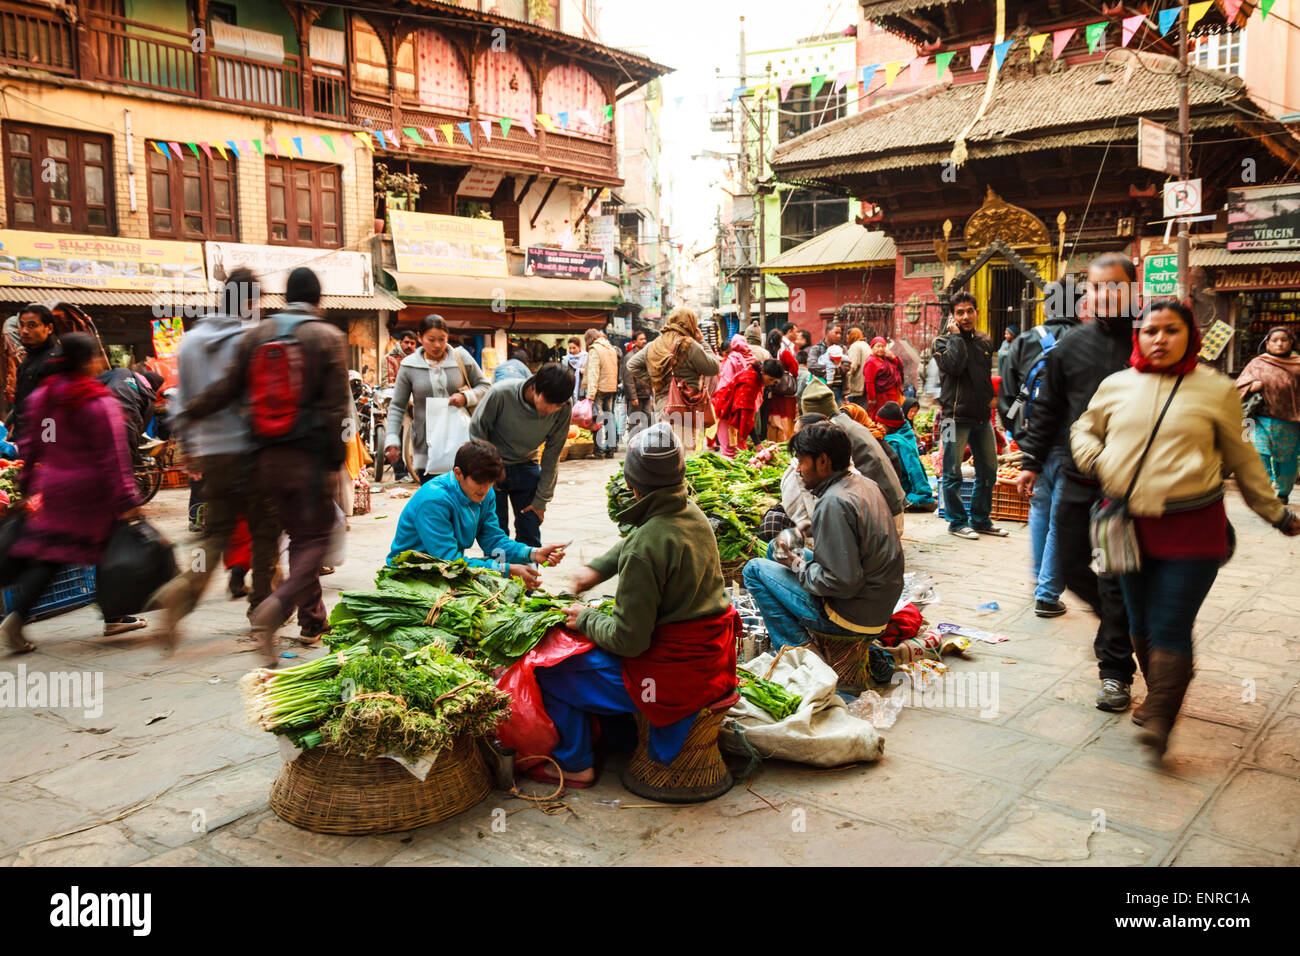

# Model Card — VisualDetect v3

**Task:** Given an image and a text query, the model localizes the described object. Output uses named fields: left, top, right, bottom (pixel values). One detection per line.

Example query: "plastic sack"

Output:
left=494, top=626, right=594, bottom=767
left=96, top=517, right=179, bottom=620
left=324, top=504, right=348, bottom=567
left=721, top=647, right=884, bottom=767
left=571, top=398, right=596, bottom=431
left=424, top=396, right=471, bottom=475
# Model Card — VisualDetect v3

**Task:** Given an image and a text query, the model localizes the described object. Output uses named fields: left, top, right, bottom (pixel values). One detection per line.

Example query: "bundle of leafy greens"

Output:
left=606, top=447, right=790, bottom=561
left=735, top=668, right=802, bottom=721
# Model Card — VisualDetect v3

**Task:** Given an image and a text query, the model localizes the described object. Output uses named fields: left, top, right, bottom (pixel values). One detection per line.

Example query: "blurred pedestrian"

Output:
left=621, top=329, right=654, bottom=440
left=997, top=324, right=1019, bottom=379
left=583, top=327, right=620, bottom=459
left=1236, top=326, right=1300, bottom=503
left=1072, top=300, right=1299, bottom=759
left=9, top=304, right=62, bottom=441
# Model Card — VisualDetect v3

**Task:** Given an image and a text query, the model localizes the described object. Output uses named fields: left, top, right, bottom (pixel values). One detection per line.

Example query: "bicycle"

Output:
left=134, top=436, right=171, bottom=504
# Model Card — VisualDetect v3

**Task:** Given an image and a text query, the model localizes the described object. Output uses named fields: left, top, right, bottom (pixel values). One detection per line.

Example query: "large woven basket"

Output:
left=621, top=693, right=738, bottom=803
left=269, top=735, right=491, bottom=835
left=719, top=556, right=749, bottom=584
left=809, top=631, right=874, bottom=691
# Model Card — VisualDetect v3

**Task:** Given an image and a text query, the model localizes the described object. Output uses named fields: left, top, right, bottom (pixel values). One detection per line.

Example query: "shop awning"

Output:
left=386, top=271, right=622, bottom=310
left=1190, top=248, right=1300, bottom=267
left=0, top=287, right=404, bottom=311
left=760, top=222, right=897, bottom=274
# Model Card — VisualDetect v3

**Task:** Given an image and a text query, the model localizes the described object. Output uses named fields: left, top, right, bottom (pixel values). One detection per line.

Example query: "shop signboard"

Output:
left=1143, top=253, right=1178, bottom=296
left=1213, top=264, right=1300, bottom=291
left=0, top=230, right=205, bottom=291
left=456, top=169, right=505, bottom=199
left=389, top=211, right=507, bottom=278
left=1228, top=184, right=1300, bottom=252
left=205, top=242, right=372, bottom=296
left=524, top=247, right=606, bottom=280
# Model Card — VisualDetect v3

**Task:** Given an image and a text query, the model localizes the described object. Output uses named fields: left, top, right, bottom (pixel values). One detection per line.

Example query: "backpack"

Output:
left=247, top=314, right=313, bottom=442
left=1005, top=325, right=1059, bottom=438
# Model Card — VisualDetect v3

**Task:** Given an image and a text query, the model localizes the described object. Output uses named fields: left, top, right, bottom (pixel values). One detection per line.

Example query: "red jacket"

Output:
left=712, top=364, right=763, bottom=425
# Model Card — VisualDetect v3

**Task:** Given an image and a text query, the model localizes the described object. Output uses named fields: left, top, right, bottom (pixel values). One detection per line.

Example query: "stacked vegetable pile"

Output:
left=606, top=446, right=789, bottom=562
left=736, top=668, right=802, bottom=720
left=0, top=459, right=22, bottom=514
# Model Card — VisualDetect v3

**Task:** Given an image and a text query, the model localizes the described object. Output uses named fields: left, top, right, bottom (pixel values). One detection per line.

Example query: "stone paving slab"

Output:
left=1, top=456, right=1298, bottom=866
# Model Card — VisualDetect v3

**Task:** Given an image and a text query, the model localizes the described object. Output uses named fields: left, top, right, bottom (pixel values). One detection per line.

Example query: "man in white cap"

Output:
left=536, top=423, right=739, bottom=788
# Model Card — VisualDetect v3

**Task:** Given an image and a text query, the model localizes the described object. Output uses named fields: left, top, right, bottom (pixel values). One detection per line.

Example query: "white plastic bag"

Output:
left=424, top=396, right=471, bottom=475
left=324, top=504, right=348, bottom=567
left=721, top=647, right=884, bottom=767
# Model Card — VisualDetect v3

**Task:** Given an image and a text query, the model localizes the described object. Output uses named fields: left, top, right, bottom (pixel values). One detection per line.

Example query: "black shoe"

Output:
left=971, top=524, right=1009, bottom=537
left=1034, top=599, right=1066, bottom=618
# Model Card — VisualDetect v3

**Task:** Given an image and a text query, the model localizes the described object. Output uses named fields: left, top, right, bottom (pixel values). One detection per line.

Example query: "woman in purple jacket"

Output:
left=1, top=334, right=142, bottom=652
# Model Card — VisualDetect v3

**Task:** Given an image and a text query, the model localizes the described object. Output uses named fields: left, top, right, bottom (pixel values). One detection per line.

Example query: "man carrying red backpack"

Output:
left=178, top=267, right=349, bottom=665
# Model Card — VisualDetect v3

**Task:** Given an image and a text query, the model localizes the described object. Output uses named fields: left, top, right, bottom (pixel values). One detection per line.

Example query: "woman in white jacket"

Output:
left=385, top=314, right=489, bottom=481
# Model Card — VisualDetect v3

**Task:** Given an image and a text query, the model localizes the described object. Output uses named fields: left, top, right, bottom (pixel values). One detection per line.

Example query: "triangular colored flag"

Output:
left=239, top=140, right=253, bottom=158
left=403, top=127, right=423, bottom=145
left=934, top=53, right=954, bottom=80
left=577, top=108, right=594, bottom=127
left=908, top=56, right=927, bottom=85
left=861, top=64, right=879, bottom=90
left=355, top=132, right=374, bottom=151
left=536, top=114, right=556, bottom=132
left=151, top=141, right=168, bottom=159
left=280, top=137, right=295, bottom=156
left=992, top=40, right=1013, bottom=70
left=479, top=120, right=492, bottom=141
left=833, top=70, right=850, bottom=93
left=1052, top=28, right=1075, bottom=58
left=312, top=135, right=328, bottom=154
left=602, top=104, right=613, bottom=123
left=168, top=141, right=184, bottom=160
left=1121, top=14, right=1144, bottom=47
left=1262, top=0, right=1276, bottom=18
left=186, top=142, right=201, bottom=159
left=779, top=77, right=795, bottom=101
left=499, top=117, right=512, bottom=138
left=809, top=74, right=826, bottom=100
left=198, top=142, right=213, bottom=161
left=520, top=115, right=535, bottom=137
left=224, top=140, right=239, bottom=159
left=213, top=142, right=228, bottom=161
left=1158, top=8, right=1179, bottom=35
left=291, top=136, right=303, bottom=156
left=373, top=130, right=388, bottom=149
left=970, top=43, right=990, bottom=71
left=339, top=132, right=354, bottom=149
left=1188, top=2, right=1212, bottom=30
left=252, top=139, right=265, bottom=157
left=456, top=122, right=473, bottom=142
left=1085, top=22, right=1106, bottom=54
left=1223, top=0, right=1243, bottom=21
left=730, top=86, right=745, bottom=105
left=1028, top=33, right=1048, bottom=60
left=384, top=129, right=399, bottom=146
left=883, top=61, right=903, bottom=87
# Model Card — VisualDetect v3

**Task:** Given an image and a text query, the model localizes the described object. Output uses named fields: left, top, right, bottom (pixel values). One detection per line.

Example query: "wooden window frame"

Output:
left=3, top=121, right=114, bottom=234
left=264, top=157, right=343, bottom=249
left=146, top=141, right=238, bottom=241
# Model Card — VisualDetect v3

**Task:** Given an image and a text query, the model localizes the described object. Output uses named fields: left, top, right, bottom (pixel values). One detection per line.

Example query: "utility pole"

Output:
left=736, top=16, right=751, bottom=330
left=1176, top=2, right=1190, bottom=301
left=758, top=85, right=767, bottom=331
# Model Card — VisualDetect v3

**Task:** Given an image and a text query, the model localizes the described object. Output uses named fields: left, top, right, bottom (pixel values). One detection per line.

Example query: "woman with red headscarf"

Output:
left=862, top=336, right=903, bottom=417
left=1071, top=300, right=1299, bottom=763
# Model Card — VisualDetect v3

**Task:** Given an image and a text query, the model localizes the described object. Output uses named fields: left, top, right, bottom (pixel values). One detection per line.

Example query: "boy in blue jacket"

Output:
left=387, top=440, right=565, bottom=587
left=876, top=401, right=937, bottom=513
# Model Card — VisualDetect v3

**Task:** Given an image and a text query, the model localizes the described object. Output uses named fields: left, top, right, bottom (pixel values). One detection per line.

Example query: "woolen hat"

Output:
left=800, top=378, right=838, bottom=418
left=623, top=422, right=684, bottom=493
left=876, top=401, right=905, bottom=428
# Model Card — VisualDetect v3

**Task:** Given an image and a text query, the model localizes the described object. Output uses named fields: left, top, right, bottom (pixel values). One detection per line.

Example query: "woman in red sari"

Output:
left=863, top=337, right=904, bottom=417
left=712, top=358, right=782, bottom=457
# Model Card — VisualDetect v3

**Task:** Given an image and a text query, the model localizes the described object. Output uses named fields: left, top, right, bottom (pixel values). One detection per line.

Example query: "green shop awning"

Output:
left=385, top=270, right=622, bottom=310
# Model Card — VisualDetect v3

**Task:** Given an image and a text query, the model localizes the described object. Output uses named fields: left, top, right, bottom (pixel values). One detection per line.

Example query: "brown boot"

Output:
left=1136, top=648, right=1194, bottom=761
left=1130, top=634, right=1151, bottom=725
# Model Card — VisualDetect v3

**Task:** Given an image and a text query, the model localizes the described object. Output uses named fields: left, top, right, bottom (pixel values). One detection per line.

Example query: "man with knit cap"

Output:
left=542, top=423, right=739, bottom=788
left=800, top=377, right=907, bottom=532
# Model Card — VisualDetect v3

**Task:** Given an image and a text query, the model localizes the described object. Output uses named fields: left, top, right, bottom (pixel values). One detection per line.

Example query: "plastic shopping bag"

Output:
left=424, top=396, right=471, bottom=475
left=97, top=517, right=179, bottom=620
left=571, top=398, right=596, bottom=431
left=324, top=504, right=348, bottom=567
left=495, top=627, right=595, bottom=769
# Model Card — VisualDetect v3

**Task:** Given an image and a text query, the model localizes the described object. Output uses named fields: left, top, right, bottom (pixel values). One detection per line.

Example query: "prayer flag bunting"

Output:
left=312, top=135, right=327, bottom=155
left=861, top=63, right=879, bottom=89
left=520, top=114, right=535, bottom=137
left=779, top=77, right=794, bottom=101
left=1052, top=28, right=1075, bottom=58
left=992, top=40, right=1013, bottom=70
left=252, top=139, right=265, bottom=157
left=168, top=141, right=184, bottom=160
left=833, top=70, right=850, bottom=93
left=809, top=73, right=826, bottom=99
left=224, top=140, right=239, bottom=159
left=970, top=43, right=990, bottom=71
left=479, top=120, right=492, bottom=141
left=1223, top=0, right=1243, bottom=21
left=934, top=52, right=954, bottom=80
left=1188, top=1, right=1212, bottom=30
left=1121, top=14, right=1143, bottom=47
left=186, top=142, right=201, bottom=159
left=239, top=140, right=253, bottom=158
left=373, top=130, right=388, bottom=149
left=908, top=56, right=927, bottom=85
left=440, top=124, right=455, bottom=144
left=603, top=104, right=613, bottom=123
left=1158, top=7, right=1179, bottom=35
left=420, top=126, right=438, bottom=143
left=730, top=86, right=745, bottom=105
left=1085, top=22, right=1106, bottom=53
left=291, top=136, right=303, bottom=156
left=1262, top=0, right=1275, bottom=18
left=1028, top=33, right=1048, bottom=60
left=577, top=108, right=594, bottom=127
left=198, top=142, right=212, bottom=161
left=499, top=117, right=513, bottom=138
left=556, top=111, right=570, bottom=129
left=214, top=142, right=229, bottom=160
left=883, top=60, right=904, bottom=87
left=340, top=132, right=354, bottom=149
left=151, top=141, right=167, bottom=158
left=403, top=127, right=423, bottom=144
left=536, top=113, right=556, bottom=132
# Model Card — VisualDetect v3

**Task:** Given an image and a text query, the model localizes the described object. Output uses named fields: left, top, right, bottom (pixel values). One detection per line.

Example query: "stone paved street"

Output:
left=3, top=456, right=1298, bottom=867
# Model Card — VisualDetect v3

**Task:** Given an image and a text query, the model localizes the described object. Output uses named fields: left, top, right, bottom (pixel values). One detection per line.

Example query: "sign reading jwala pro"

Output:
left=389, top=211, right=507, bottom=278
left=0, top=230, right=205, bottom=291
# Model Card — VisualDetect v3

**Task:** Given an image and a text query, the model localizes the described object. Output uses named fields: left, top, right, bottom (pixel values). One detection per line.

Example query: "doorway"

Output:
left=987, top=263, right=1029, bottom=343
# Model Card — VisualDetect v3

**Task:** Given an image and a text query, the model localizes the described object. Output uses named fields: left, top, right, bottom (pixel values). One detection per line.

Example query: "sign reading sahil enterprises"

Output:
left=389, top=211, right=507, bottom=278
left=0, top=231, right=205, bottom=291
left=205, top=242, right=372, bottom=296
left=524, top=247, right=606, bottom=280
left=1228, top=184, right=1300, bottom=251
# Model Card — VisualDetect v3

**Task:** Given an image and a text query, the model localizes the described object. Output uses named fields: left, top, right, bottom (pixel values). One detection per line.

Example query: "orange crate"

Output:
left=160, top=468, right=189, bottom=489
left=992, top=478, right=1030, bottom=522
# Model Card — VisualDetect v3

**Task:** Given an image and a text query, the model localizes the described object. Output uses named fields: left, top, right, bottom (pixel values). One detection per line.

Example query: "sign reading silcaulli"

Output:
left=1228, top=184, right=1300, bottom=252
left=524, top=247, right=606, bottom=280
left=0, top=230, right=205, bottom=291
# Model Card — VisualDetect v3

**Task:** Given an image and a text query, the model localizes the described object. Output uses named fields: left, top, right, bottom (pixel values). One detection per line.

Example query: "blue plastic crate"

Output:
left=2, top=565, right=97, bottom=622
left=934, top=477, right=974, bottom=519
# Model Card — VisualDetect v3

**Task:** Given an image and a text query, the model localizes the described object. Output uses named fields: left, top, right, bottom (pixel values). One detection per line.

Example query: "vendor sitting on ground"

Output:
left=759, top=412, right=834, bottom=543
left=876, top=401, right=937, bottom=513
left=546, top=422, right=739, bottom=788
left=743, top=422, right=904, bottom=651
left=387, top=440, right=565, bottom=588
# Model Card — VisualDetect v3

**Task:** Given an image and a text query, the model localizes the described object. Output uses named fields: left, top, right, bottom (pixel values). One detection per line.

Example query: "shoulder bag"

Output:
left=662, top=343, right=716, bottom=429
left=1088, top=375, right=1184, bottom=576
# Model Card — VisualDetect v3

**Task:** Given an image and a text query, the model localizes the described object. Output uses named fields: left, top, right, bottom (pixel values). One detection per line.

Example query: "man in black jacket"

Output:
left=1015, top=253, right=1140, bottom=712
left=933, top=291, right=1005, bottom=540
left=10, top=304, right=62, bottom=440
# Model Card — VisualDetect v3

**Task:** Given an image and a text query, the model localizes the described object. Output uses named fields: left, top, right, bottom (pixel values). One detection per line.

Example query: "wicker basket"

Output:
left=809, top=632, right=874, bottom=691
left=621, top=694, right=738, bottom=803
left=564, top=441, right=594, bottom=460
left=719, top=556, right=749, bottom=584
left=269, top=735, right=491, bottom=835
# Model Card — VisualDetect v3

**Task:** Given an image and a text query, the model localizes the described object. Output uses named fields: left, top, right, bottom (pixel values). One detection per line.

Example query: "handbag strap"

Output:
left=1123, top=374, right=1184, bottom=502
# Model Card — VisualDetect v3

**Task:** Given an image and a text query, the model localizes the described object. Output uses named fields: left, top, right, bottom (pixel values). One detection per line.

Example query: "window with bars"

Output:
left=780, top=189, right=849, bottom=252
left=147, top=142, right=237, bottom=240
left=4, top=122, right=114, bottom=234
left=265, top=157, right=342, bottom=248
left=778, top=83, right=846, bottom=142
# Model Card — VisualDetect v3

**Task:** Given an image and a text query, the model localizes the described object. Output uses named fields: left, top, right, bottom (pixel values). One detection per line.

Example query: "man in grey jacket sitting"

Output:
left=743, top=421, right=904, bottom=651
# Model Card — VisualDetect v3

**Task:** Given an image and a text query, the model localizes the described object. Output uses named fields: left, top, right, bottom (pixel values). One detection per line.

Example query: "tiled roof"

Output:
left=759, top=222, right=896, bottom=272
left=1191, top=247, right=1300, bottom=267
left=773, top=56, right=1261, bottom=174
